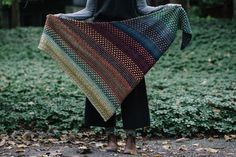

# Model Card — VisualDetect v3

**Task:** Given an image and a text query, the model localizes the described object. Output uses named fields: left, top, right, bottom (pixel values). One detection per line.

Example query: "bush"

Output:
left=189, top=0, right=227, bottom=18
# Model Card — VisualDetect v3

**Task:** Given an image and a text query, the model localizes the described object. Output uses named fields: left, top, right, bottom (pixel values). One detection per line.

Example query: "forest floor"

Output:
left=0, top=131, right=236, bottom=157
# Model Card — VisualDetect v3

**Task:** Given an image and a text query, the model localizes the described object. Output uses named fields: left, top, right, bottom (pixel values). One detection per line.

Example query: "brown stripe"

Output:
left=46, top=16, right=130, bottom=101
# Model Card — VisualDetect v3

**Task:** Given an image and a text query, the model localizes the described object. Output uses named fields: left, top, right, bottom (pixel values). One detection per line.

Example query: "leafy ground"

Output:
left=0, top=17, right=236, bottom=138
left=0, top=130, right=236, bottom=156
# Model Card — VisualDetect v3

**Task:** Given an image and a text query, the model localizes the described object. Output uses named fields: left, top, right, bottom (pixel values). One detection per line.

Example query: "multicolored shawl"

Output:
left=38, top=5, right=192, bottom=121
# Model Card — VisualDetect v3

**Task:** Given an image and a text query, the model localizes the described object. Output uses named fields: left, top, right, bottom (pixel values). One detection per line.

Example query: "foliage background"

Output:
left=1, top=0, right=15, bottom=5
left=0, top=17, right=236, bottom=137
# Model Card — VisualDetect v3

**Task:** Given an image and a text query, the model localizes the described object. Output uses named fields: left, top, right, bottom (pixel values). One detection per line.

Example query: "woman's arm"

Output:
left=136, top=0, right=181, bottom=15
left=56, top=0, right=96, bottom=20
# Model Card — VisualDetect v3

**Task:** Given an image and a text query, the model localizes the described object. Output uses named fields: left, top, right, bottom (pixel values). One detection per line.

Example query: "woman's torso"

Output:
left=93, top=0, right=140, bottom=22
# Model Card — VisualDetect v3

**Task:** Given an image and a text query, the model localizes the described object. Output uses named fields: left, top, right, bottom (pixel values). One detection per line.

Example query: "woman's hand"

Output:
left=53, top=8, right=93, bottom=20
left=53, top=0, right=96, bottom=20
left=137, top=0, right=182, bottom=15
left=166, top=3, right=182, bottom=7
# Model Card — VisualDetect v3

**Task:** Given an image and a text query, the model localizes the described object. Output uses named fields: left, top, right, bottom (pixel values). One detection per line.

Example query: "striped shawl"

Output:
left=38, top=5, right=192, bottom=121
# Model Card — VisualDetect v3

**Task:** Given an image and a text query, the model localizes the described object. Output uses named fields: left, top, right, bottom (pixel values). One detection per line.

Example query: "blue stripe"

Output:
left=112, top=21, right=163, bottom=60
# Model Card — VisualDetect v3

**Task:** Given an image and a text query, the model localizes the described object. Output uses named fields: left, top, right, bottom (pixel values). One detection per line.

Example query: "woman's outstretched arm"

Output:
left=56, top=0, right=96, bottom=20
left=136, top=0, right=181, bottom=15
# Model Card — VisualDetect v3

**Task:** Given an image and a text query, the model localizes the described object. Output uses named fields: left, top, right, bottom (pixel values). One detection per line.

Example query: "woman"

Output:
left=56, top=0, right=182, bottom=154
left=58, top=0, right=154, bottom=154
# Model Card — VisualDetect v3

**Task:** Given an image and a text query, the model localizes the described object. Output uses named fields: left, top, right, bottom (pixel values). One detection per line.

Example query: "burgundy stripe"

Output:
left=90, top=23, right=149, bottom=73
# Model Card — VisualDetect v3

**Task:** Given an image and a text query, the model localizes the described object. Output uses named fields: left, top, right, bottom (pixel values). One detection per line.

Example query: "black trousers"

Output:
left=84, top=78, right=150, bottom=129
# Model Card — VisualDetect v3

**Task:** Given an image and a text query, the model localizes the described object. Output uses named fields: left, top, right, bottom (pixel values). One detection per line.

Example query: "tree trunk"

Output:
left=234, top=0, right=236, bottom=18
left=221, top=0, right=233, bottom=18
left=11, top=0, right=20, bottom=28
left=0, top=2, right=3, bottom=28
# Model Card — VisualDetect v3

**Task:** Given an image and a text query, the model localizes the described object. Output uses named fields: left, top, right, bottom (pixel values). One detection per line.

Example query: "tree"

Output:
left=11, top=0, right=20, bottom=27
left=234, top=0, right=236, bottom=18
left=0, top=2, right=2, bottom=28
left=0, top=0, right=20, bottom=28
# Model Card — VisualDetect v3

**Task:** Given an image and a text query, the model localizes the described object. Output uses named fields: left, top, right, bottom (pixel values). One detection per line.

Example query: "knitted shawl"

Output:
left=38, top=5, right=192, bottom=121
